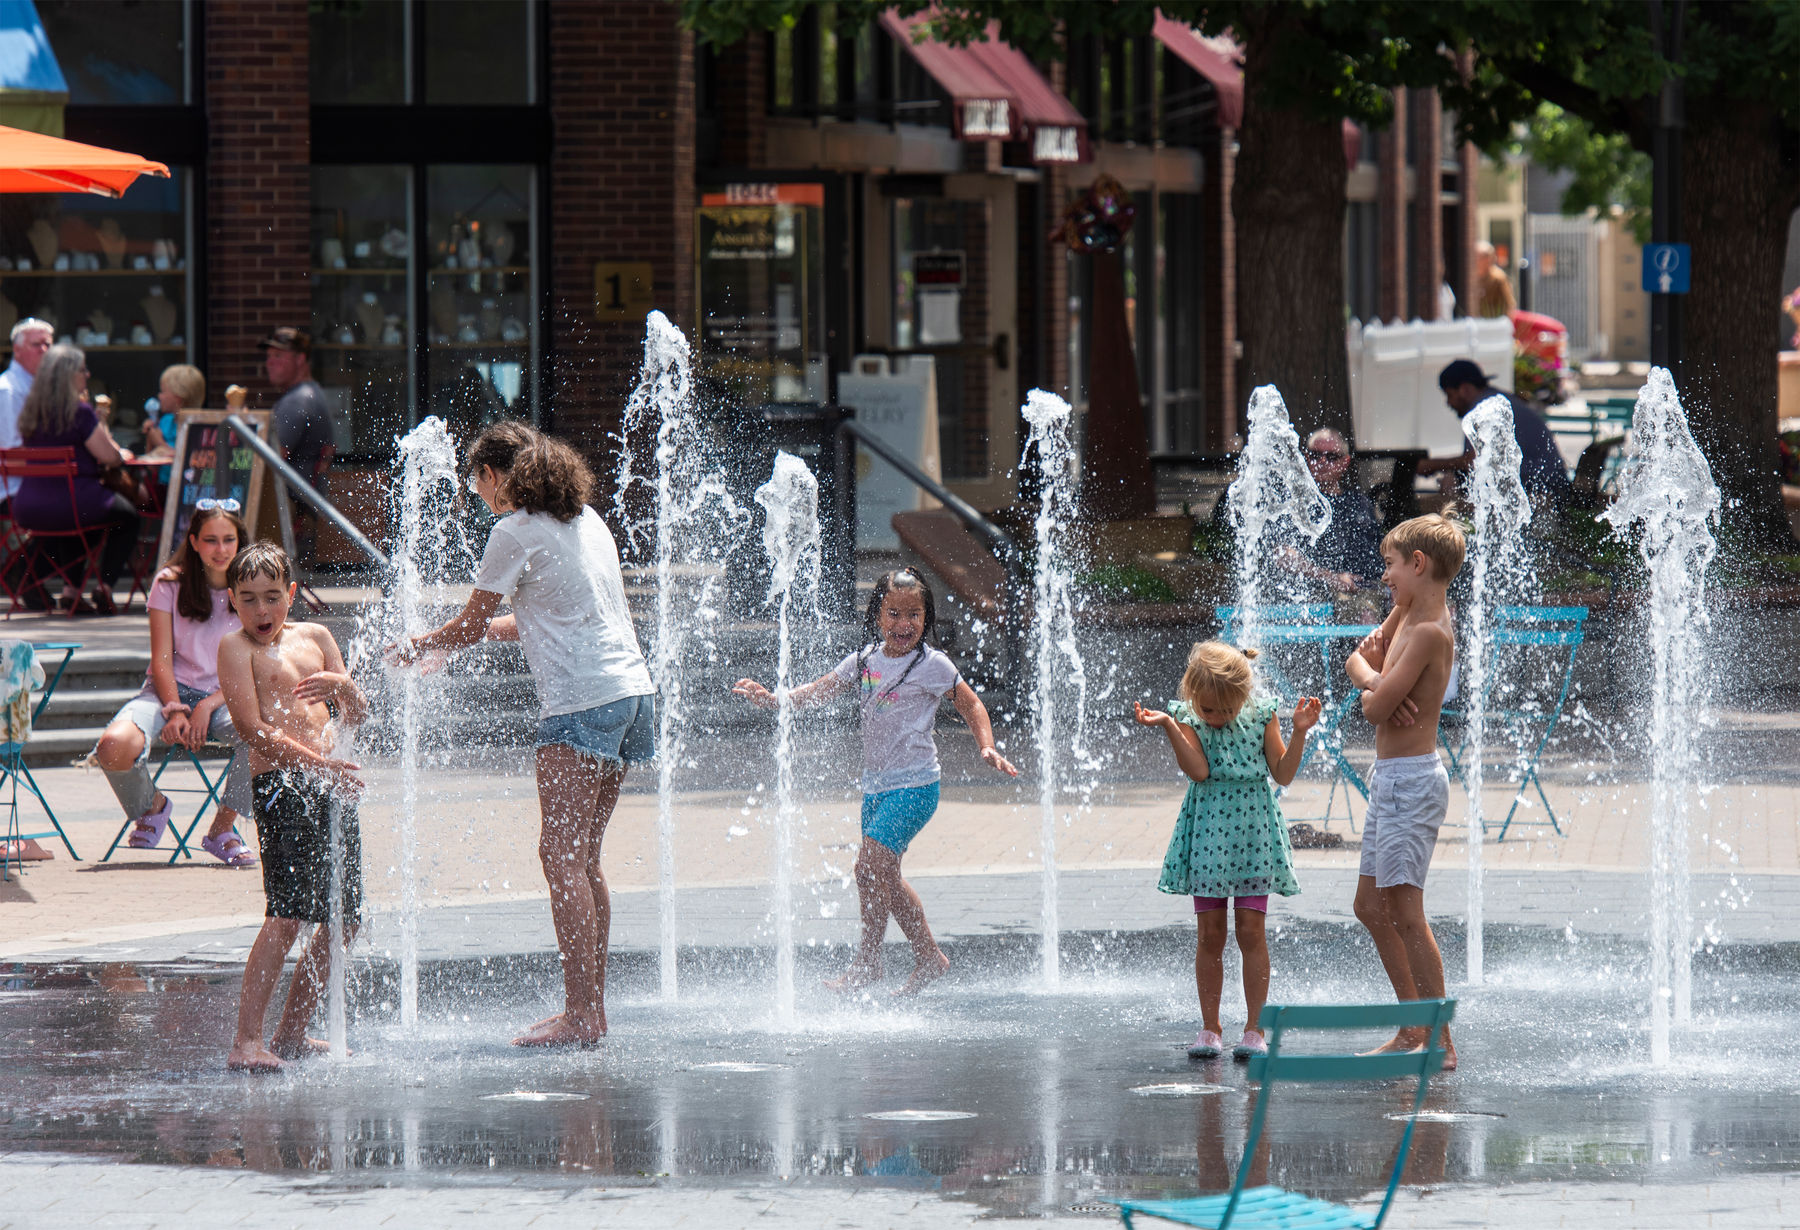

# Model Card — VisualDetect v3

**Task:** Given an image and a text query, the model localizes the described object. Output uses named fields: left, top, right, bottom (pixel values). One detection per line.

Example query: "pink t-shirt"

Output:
left=147, top=575, right=239, bottom=694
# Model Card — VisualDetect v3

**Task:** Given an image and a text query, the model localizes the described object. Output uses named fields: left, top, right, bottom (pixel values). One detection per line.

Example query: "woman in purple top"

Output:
left=12, top=344, right=141, bottom=614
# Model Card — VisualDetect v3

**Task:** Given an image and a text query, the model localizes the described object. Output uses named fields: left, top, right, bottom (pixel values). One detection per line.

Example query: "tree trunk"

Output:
left=1678, top=103, right=1800, bottom=548
left=1081, top=246, right=1156, bottom=519
left=1233, top=15, right=1353, bottom=442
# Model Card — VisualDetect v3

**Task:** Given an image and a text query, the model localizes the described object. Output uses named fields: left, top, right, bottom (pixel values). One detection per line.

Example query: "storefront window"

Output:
left=310, top=166, right=412, bottom=458
left=424, top=1, right=533, bottom=104
left=0, top=170, right=193, bottom=450
left=425, top=165, right=535, bottom=440
left=311, top=0, right=408, bottom=105
left=696, top=183, right=827, bottom=406
left=37, top=0, right=188, bottom=105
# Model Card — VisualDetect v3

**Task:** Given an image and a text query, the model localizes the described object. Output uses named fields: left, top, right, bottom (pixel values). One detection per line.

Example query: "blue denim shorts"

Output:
left=860, top=782, right=940, bottom=856
left=536, top=693, right=657, bottom=769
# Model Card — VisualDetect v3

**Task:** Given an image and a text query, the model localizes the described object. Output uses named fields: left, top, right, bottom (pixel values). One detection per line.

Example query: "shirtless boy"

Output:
left=1344, top=514, right=1464, bottom=1068
left=218, top=543, right=368, bottom=1072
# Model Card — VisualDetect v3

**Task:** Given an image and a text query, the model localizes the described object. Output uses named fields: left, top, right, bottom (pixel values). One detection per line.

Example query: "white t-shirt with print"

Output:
left=473, top=507, right=654, bottom=718
left=832, top=643, right=962, bottom=794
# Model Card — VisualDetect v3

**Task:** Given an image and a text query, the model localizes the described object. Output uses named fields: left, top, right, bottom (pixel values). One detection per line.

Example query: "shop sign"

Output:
left=593, top=261, right=655, bottom=322
left=912, top=251, right=965, bottom=286
left=701, top=183, right=827, bottom=207
left=1033, top=126, right=1082, bottom=164
left=960, top=98, right=1013, bottom=138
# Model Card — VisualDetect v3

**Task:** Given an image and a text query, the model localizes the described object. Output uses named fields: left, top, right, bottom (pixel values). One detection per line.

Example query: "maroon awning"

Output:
left=881, top=11, right=1090, bottom=164
left=1152, top=14, right=1361, bottom=168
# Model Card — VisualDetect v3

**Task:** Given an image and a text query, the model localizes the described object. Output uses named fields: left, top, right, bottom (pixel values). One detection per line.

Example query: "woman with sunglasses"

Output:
left=88, top=500, right=257, bottom=865
left=1278, top=428, right=1386, bottom=606
left=11, top=343, right=143, bottom=614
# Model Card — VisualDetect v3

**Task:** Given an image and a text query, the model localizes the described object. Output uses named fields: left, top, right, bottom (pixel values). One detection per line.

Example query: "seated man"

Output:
left=1279, top=428, right=1386, bottom=598
left=1419, top=359, right=1572, bottom=511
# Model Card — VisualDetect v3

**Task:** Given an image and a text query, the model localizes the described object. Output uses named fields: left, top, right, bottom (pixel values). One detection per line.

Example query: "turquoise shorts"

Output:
left=860, top=782, right=940, bottom=856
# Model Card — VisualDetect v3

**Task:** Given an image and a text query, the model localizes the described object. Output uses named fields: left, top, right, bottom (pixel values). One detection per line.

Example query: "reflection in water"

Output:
left=3, top=927, right=1798, bottom=1216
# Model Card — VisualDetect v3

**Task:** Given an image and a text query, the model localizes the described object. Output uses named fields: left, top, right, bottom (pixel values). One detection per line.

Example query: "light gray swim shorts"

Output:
left=1359, top=752, right=1450, bottom=889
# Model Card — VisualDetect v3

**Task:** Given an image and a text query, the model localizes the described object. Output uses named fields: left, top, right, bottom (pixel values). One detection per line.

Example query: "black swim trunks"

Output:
left=252, top=770, right=363, bottom=925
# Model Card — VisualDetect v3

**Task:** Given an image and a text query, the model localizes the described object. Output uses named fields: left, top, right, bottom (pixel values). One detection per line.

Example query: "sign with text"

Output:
left=593, top=261, right=656, bottom=322
left=840, top=357, right=942, bottom=550
left=1642, top=243, right=1691, bottom=294
left=156, top=410, right=271, bottom=565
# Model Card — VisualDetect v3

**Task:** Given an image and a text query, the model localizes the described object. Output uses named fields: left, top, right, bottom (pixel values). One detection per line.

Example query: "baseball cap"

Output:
left=1437, top=359, right=1492, bottom=390
left=257, top=325, right=312, bottom=357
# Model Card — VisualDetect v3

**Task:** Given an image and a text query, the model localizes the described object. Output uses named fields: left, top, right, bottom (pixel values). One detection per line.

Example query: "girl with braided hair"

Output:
left=735, top=569, right=1016, bottom=996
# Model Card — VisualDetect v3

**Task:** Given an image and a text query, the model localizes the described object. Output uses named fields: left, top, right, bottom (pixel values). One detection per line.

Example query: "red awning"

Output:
left=880, top=11, right=1090, bottom=164
left=1152, top=14, right=1244, bottom=128
left=1151, top=15, right=1360, bottom=168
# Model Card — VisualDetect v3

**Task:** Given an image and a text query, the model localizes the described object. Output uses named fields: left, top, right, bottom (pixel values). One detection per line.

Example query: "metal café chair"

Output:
left=1440, top=605, right=1588, bottom=840
left=99, top=740, right=241, bottom=864
left=1110, top=999, right=1457, bottom=1230
left=0, top=448, right=108, bottom=619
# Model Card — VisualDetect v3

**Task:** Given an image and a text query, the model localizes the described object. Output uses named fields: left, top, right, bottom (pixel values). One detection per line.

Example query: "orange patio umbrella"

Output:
left=0, top=123, right=168, bottom=197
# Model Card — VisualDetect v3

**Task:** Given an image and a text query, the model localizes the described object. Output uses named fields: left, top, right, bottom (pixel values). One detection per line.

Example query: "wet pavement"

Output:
left=4, top=922, right=1799, bottom=1227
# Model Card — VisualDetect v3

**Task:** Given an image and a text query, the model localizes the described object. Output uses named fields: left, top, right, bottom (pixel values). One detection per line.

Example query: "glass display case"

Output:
left=0, top=170, right=193, bottom=450
left=310, top=165, right=413, bottom=458
left=425, top=165, right=535, bottom=442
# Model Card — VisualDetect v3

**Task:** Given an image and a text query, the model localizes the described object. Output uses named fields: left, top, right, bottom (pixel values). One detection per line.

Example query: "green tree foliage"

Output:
left=1518, top=104, right=1653, bottom=243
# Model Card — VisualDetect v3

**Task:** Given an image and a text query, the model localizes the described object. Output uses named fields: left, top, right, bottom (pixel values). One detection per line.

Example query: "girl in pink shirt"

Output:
left=90, top=505, right=255, bottom=865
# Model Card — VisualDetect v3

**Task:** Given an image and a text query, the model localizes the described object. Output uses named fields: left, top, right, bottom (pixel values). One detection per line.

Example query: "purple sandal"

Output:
left=201, top=831, right=257, bottom=868
left=126, top=797, right=173, bottom=849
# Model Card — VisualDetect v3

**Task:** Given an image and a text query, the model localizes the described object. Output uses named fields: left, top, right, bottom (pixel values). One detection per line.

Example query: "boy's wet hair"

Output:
left=1179, top=640, right=1258, bottom=715
left=1382, top=514, right=1466, bottom=581
left=227, top=541, right=292, bottom=590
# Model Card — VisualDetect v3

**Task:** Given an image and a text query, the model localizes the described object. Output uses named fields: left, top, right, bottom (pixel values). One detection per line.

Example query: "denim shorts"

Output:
left=860, top=782, right=941, bottom=856
left=536, top=693, right=657, bottom=769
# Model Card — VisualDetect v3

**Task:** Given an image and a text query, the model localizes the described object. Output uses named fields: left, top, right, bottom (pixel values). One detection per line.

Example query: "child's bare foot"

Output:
left=226, top=1041, right=285, bottom=1073
left=892, top=950, right=950, bottom=998
left=512, top=1012, right=605, bottom=1047
left=1360, top=1027, right=1455, bottom=1070
left=271, top=1035, right=341, bottom=1061
left=822, top=960, right=883, bottom=993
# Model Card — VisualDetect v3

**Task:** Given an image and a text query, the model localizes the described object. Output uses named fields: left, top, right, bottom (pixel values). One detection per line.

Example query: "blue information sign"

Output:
left=1642, top=243, right=1691, bottom=294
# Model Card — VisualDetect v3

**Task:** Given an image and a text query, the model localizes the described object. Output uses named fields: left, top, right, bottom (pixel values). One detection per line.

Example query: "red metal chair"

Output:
left=0, top=447, right=107, bottom=619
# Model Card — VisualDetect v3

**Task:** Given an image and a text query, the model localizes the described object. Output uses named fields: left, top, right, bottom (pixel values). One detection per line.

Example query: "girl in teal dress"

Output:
left=1135, top=641, right=1320, bottom=1061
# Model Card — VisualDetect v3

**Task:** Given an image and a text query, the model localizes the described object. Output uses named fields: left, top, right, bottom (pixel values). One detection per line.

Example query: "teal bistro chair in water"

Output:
left=1110, top=998, right=1456, bottom=1230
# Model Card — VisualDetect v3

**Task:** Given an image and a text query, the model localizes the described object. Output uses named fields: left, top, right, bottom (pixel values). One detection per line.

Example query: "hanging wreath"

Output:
left=1051, top=174, right=1136, bottom=254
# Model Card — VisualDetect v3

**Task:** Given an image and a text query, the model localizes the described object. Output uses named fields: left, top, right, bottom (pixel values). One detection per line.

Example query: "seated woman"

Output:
left=12, top=344, right=141, bottom=614
left=88, top=504, right=255, bottom=866
left=1277, top=429, right=1387, bottom=613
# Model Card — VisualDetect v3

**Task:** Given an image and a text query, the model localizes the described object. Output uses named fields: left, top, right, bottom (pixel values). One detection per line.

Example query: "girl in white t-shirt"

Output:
left=399, top=421, right=654, bottom=1048
left=735, top=569, right=1017, bottom=996
left=90, top=504, right=255, bottom=866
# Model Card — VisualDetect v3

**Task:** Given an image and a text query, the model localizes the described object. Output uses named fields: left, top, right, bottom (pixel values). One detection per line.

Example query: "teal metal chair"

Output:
left=1440, top=606, right=1587, bottom=840
left=99, top=741, right=241, bottom=864
left=1, top=640, right=80, bottom=878
left=1217, top=605, right=1377, bottom=831
left=1112, top=999, right=1456, bottom=1230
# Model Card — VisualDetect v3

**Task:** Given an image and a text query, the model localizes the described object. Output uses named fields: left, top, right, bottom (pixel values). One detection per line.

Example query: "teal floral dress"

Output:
left=1157, top=695, right=1300, bottom=899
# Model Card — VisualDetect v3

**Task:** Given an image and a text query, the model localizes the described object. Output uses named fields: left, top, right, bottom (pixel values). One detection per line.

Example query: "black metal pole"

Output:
left=224, top=414, right=390, bottom=570
left=1649, top=0, right=1684, bottom=374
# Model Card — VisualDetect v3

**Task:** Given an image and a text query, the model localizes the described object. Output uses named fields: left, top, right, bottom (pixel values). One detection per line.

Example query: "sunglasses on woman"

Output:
left=195, top=497, right=242, bottom=512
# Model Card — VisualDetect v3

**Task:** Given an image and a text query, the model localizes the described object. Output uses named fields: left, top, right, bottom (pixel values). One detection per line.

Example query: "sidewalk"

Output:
left=4, top=743, right=1796, bottom=963
left=2, top=1153, right=1793, bottom=1230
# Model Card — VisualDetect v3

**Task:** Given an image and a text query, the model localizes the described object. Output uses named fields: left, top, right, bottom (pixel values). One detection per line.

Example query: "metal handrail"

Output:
left=224, top=415, right=389, bottom=569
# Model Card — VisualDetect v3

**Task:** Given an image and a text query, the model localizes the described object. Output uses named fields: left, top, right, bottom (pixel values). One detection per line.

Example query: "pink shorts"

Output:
left=1194, top=895, right=1269, bottom=914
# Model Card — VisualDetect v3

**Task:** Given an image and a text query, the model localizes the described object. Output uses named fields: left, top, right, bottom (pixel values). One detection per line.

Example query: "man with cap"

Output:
left=259, top=326, right=335, bottom=558
left=1419, top=359, right=1571, bottom=508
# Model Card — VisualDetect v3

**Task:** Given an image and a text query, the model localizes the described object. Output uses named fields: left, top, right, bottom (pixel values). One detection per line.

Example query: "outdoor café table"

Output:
left=1, top=640, right=80, bottom=871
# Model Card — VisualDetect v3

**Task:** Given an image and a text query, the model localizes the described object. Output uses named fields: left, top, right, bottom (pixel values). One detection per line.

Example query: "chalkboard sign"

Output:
left=154, top=410, right=272, bottom=566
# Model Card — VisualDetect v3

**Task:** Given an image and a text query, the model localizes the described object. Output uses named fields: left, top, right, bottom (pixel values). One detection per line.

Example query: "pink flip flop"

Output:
left=201, top=831, right=257, bottom=868
left=126, top=797, right=174, bottom=850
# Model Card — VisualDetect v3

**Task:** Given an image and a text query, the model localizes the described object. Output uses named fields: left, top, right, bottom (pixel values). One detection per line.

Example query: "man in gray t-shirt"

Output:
left=259, top=326, right=335, bottom=482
